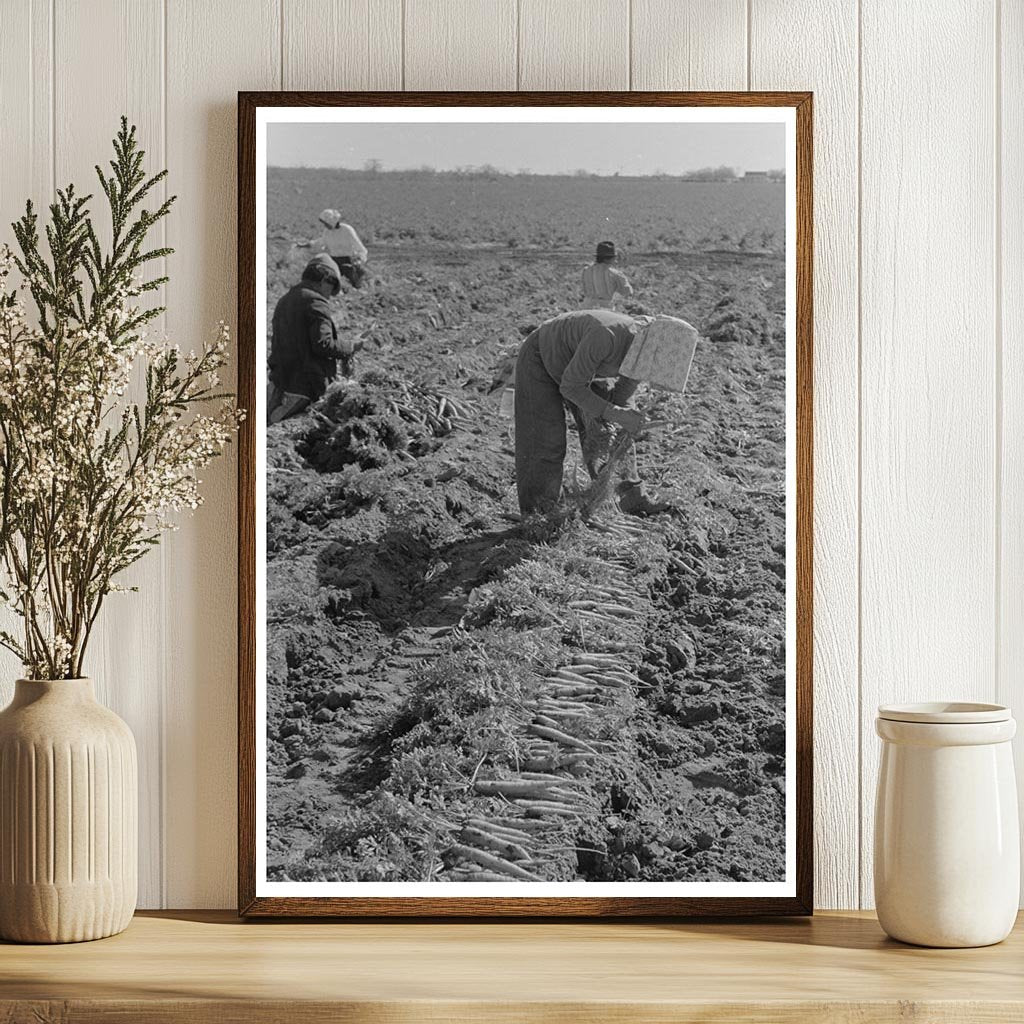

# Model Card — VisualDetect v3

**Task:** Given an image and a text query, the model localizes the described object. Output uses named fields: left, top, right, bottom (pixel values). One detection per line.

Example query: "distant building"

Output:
left=743, top=170, right=769, bottom=181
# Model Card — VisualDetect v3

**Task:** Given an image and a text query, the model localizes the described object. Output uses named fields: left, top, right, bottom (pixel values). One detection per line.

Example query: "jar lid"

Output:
left=877, top=702, right=1011, bottom=724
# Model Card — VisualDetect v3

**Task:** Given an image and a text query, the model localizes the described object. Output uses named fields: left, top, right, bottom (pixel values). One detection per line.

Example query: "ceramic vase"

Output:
left=0, top=678, right=137, bottom=943
left=874, top=702, right=1019, bottom=948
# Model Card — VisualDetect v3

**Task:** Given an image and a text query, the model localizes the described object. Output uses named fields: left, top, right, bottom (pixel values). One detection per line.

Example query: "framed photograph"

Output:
left=238, top=91, right=812, bottom=917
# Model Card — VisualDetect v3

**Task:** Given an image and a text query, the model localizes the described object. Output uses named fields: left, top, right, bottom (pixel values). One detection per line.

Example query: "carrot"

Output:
left=516, top=801, right=583, bottom=818
left=559, top=752, right=599, bottom=765
left=474, top=778, right=563, bottom=799
left=519, top=771, right=576, bottom=783
left=533, top=714, right=559, bottom=730
left=467, top=817, right=533, bottom=842
left=599, top=670, right=638, bottom=686
left=450, top=870, right=525, bottom=882
left=588, top=672, right=631, bottom=688
left=551, top=668, right=594, bottom=685
left=546, top=685, right=602, bottom=699
left=460, top=827, right=531, bottom=863
left=546, top=786, right=588, bottom=802
left=573, top=653, right=622, bottom=666
left=537, top=707, right=589, bottom=721
left=545, top=675, right=596, bottom=688
left=489, top=816, right=554, bottom=833
left=574, top=609, right=620, bottom=624
left=599, top=603, right=641, bottom=618
left=528, top=724, right=600, bottom=752
left=585, top=674, right=628, bottom=690
left=536, top=699, right=594, bottom=712
left=450, top=844, right=543, bottom=881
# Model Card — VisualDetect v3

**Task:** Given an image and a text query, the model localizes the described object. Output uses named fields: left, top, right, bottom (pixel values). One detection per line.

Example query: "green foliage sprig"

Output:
left=0, top=118, right=240, bottom=679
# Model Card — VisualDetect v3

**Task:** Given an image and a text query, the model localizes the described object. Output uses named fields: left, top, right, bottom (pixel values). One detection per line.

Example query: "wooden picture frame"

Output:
left=238, top=91, right=813, bottom=917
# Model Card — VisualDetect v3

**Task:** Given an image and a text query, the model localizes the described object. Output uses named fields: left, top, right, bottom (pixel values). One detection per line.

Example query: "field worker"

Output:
left=315, top=208, right=368, bottom=289
left=267, top=255, right=355, bottom=424
left=581, top=241, right=634, bottom=310
left=515, top=309, right=676, bottom=516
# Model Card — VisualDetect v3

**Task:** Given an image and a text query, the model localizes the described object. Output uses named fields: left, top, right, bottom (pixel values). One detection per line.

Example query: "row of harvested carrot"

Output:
left=446, top=528, right=652, bottom=883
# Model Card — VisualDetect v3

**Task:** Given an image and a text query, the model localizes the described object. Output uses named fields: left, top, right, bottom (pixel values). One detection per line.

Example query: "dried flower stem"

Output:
left=0, top=118, right=241, bottom=679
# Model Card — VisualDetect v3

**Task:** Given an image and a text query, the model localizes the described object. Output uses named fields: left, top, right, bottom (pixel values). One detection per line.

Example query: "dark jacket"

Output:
left=269, top=283, right=349, bottom=400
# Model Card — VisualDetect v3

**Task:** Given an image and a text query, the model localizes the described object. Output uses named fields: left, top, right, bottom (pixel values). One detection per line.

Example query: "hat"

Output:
left=595, top=241, right=616, bottom=261
left=318, top=208, right=341, bottom=228
left=619, top=315, right=698, bottom=393
left=302, top=253, right=343, bottom=294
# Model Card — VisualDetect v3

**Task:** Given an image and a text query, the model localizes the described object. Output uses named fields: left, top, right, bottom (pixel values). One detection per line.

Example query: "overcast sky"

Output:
left=268, top=122, right=785, bottom=176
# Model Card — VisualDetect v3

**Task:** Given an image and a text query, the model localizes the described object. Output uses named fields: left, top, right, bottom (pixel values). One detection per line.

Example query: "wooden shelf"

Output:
left=2, top=910, right=1022, bottom=1022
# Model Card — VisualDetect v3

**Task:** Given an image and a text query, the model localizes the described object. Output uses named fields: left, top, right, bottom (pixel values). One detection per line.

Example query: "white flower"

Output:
left=0, top=244, right=241, bottom=677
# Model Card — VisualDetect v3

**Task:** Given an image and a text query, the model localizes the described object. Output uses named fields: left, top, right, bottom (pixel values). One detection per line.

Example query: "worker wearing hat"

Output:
left=315, top=209, right=368, bottom=289
left=581, top=241, right=634, bottom=310
left=514, top=309, right=695, bottom=516
left=267, top=255, right=357, bottom=424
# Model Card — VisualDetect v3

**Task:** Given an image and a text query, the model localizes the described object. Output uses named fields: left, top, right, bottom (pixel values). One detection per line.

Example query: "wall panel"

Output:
left=750, top=0, right=860, bottom=910
left=164, top=0, right=280, bottom=909
left=1001, top=0, right=1024, bottom=894
left=631, top=0, right=746, bottom=90
left=404, top=0, right=516, bottom=90
left=0, top=0, right=51, bottom=242
left=859, top=0, right=997, bottom=907
left=53, top=0, right=167, bottom=909
left=0, top=1, right=52, bottom=694
left=283, top=0, right=402, bottom=91
left=519, top=0, right=629, bottom=90
left=0, top=0, right=1019, bottom=910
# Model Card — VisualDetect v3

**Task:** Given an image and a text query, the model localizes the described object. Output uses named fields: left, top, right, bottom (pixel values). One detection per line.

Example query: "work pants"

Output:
left=514, top=332, right=638, bottom=513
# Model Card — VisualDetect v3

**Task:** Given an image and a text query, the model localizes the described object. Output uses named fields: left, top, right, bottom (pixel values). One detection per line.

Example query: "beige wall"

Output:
left=0, top=0, right=1020, bottom=911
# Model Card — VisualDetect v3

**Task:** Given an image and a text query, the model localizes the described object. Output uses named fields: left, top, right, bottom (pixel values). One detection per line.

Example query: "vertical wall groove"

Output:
left=87, top=744, right=93, bottom=881
left=2, top=747, right=8, bottom=883
left=515, top=0, right=521, bottom=89
left=49, top=0, right=54, bottom=196
left=407, top=1, right=516, bottom=90
left=29, top=743, right=36, bottom=884
left=627, top=0, right=633, bottom=89
left=999, top=0, right=1024, bottom=901
left=855, top=0, right=864, bottom=909
left=28, top=0, right=34, bottom=191
left=65, top=743, right=71, bottom=883
left=745, top=0, right=752, bottom=88
left=47, top=743, right=54, bottom=884
left=994, top=0, right=1003, bottom=707
left=159, top=0, right=169, bottom=909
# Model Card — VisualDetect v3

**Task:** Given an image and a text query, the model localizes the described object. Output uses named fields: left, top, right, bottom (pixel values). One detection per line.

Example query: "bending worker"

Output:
left=514, top=309, right=695, bottom=516
left=581, top=240, right=634, bottom=310
left=315, top=208, right=368, bottom=288
left=268, top=255, right=356, bottom=424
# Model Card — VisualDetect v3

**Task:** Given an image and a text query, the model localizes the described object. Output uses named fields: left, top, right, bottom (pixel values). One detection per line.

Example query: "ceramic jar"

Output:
left=874, top=702, right=1019, bottom=948
left=0, top=678, right=137, bottom=943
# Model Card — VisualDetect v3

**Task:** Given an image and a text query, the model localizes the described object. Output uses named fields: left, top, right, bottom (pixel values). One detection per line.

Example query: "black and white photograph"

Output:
left=247, top=101, right=806, bottom=909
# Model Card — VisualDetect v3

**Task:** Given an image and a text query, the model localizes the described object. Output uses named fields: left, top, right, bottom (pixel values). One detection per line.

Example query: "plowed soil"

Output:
left=265, top=169, right=787, bottom=884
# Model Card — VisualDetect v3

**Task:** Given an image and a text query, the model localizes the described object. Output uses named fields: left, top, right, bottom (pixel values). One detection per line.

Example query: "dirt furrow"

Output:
left=441, top=515, right=666, bottom=882
left=266, top=219, right=787, bottom=883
